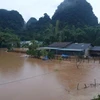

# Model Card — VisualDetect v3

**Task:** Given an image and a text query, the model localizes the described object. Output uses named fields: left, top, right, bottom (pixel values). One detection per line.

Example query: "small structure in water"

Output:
left=61, top=54, right=69, bottom=58
left=42, top=56, right=48, bottom=60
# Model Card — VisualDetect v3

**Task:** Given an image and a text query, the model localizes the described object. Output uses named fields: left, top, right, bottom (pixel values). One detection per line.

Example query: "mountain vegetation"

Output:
left=0, top=9, right=24, bottom=32
left=92, top=95, right=100, bottom=100
left=52, top=0, right=98, bottom=27
left=0, top=0, right=100, bottom=48
left=26, top=17, right=37, bottom=26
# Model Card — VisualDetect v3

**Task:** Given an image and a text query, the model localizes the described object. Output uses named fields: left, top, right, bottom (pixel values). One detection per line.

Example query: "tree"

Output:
left=0, top=32, right=20, bottom=49
left=52, top=0, right=98, bottom=27
left=48, top=51, right=55, bottom=59
left=93, top=95, right=100, bottom=100
left=40, top=49, right=48, bottom=57
left=27, top=40, right=42, bottom=58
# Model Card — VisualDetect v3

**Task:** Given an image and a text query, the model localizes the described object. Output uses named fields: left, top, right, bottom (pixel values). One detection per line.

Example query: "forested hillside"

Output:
left=0, top=0, right=100, bottom=48
left=0, top=9, right=24, bottom=48
left=0, top=9, right=24, bottom=32
left=52, top=0, right=98, bottom=27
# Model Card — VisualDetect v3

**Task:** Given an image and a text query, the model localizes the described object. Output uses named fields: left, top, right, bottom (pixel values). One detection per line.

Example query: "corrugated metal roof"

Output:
left=66, top=43, right=91, bottom=50
left=91, top=46, right=100, bottom=51
left=37, top=43, right=91, bottom=52
left=48, top=42, right=72, bottom=48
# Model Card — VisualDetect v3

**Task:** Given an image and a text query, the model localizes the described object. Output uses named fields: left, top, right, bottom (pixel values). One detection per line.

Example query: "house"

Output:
left=37, top=42, right=72, bottom=54
left=20, top=40, right=43, bottom=47
left=60, top=43, right=92, bottom=57
left=90, top=46, right=100, bottom=57
left=35, top=40, right=43, bottom=45
left=20, top=41, right=32, bottom=47
left=38, top=42, right=91, bottom=57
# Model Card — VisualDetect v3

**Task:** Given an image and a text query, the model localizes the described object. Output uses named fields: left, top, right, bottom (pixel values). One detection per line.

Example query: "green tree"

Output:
left=48, top=51, right=55, bottom=59
left=93, top=95, right=100, bottom=100
left=0, top=32, right=20, bottom=49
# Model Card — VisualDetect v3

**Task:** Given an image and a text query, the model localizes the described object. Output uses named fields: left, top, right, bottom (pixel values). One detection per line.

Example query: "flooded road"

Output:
left=0, top=49, right=100, bottom=100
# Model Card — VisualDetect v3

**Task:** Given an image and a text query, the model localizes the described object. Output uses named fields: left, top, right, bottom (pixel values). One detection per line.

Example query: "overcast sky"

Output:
left=0, top=0, right=100, bottom=22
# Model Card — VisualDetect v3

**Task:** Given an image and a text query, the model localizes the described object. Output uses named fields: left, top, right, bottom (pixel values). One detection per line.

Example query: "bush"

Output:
left=48, top=51, right=55, bottom=59
left=92, top=95, right=100, bottom=100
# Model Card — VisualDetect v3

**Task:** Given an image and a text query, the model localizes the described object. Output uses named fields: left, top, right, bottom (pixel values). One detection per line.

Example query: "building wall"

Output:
left=84, top=46, right=92, bottom=57
left=49, top=49, right=84, bottom=56
left=90, top=51, right=100, bottom=57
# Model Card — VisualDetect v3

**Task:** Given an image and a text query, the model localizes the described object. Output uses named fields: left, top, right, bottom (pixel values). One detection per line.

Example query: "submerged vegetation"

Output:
left=26, top=40, right=55, bottom=59
left=93, top=95, right=100, bottom=100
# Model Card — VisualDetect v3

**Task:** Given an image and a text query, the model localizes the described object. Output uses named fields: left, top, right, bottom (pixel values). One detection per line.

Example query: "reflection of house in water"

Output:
left=38, top=42, right=92, bottom=57
left=90, top=46, right=100, bottom=57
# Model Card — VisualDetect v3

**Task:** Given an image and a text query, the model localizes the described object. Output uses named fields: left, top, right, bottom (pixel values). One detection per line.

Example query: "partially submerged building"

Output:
left=60, top=43, right=91, bottom=57
left=38, top=42, right=92, bottom=57
left=37, top=42, right=72, bottom=52
left=90, top=46, right=100, bottom=57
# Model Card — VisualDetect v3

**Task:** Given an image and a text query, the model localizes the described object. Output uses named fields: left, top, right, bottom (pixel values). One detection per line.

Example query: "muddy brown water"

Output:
left=0, top=49, right=100, bottom=100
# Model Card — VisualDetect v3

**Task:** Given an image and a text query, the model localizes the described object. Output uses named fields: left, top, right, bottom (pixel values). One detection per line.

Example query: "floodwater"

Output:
left=0, top=49, right=100, bottom=100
